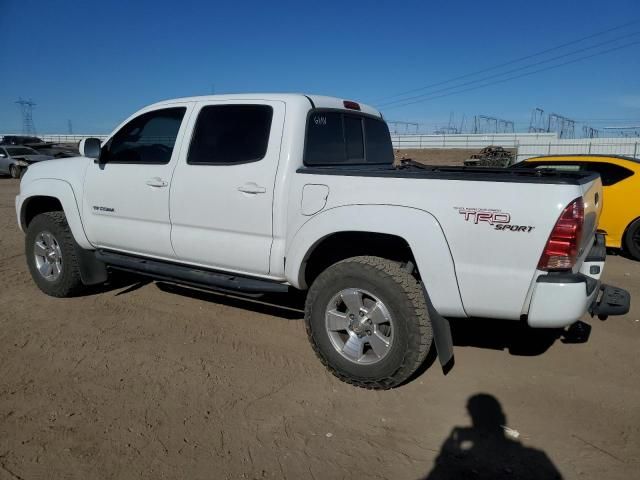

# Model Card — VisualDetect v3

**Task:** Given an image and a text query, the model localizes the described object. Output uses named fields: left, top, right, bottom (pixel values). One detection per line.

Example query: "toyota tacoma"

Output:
left=15, top=94, right=630, bottom=389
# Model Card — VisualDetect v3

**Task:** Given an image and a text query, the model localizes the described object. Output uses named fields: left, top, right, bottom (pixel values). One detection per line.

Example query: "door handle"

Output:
left=146, top=177, right=168, bottom=188
left=237, top=182, right=266, bottom=194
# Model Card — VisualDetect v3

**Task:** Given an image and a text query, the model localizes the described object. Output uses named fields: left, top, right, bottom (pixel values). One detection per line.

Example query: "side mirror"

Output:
left=79, top=137, right=102, bottom=160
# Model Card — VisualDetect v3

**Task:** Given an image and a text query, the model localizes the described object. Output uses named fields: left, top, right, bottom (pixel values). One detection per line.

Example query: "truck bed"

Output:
left=297, top=162, right=600, bottom=185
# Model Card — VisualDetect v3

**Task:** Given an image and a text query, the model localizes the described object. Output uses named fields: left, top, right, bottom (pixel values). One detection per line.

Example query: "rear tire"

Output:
left=26, top=212, right=86, bottom=297
left=623, top=218, right=640, bottom=260
left=9, top=165, right=20, bottom=179
left=305, top=256, right=433, bottom=389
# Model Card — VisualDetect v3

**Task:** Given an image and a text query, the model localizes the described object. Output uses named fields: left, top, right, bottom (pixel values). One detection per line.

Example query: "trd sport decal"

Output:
left=454, top=207, right=534, bottom=232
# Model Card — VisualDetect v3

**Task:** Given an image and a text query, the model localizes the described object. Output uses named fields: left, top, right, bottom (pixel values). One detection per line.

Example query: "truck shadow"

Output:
left=151, top=281, right=589, bottom=355
left=449, top=317, right=590, bottom=356
left=155, top=282, right=306, bottom=320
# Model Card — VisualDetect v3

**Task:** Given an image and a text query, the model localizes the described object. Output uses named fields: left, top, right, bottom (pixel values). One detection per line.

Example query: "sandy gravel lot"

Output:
left=0, top=177, right=638, bottom=479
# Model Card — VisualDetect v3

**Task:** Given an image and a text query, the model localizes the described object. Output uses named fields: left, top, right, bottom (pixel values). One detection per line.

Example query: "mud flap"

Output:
left=421, top=282, right=454, bottom=371
left=73, top=240, right=108, bottom=286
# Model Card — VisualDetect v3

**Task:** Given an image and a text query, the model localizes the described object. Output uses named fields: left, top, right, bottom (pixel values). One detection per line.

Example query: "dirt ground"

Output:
left=0, top=178, right=639, bottom=480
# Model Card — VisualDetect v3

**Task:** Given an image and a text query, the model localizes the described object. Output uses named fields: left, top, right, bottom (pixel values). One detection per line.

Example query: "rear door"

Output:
left=169, top=100, right=285, bottom=275
left=83, top=104, right=192, bottom=258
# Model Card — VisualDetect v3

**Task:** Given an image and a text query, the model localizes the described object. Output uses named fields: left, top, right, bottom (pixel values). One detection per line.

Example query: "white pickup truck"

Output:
left=15, top=94, right=630, bottom=389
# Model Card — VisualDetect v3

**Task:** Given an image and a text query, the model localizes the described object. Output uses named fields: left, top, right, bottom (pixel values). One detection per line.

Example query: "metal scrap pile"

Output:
left=463, top=146, right=514, bottom=167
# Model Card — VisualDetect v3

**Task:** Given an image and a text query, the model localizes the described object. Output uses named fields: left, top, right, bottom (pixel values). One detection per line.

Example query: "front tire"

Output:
left=26, top=212, right=86, bottom=297
left=9, top=165, right=20, bottom=179
left=623, top=218, right=640, bottom=260
left=305, top=256, right=433, bottom=389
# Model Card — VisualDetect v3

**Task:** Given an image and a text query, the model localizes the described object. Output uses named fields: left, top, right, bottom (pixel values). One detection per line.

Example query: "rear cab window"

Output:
left=304, top=110, right=394, bottom=166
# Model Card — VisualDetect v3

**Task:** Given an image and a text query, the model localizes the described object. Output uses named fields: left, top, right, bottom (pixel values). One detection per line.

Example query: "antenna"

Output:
left=15, top=98, right=36, bottom=135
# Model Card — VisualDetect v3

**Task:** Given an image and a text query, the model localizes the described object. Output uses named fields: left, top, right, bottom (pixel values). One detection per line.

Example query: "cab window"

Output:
left=101, top=107, right=186, bottom=164
left=187, top=105, right=273, bottom=165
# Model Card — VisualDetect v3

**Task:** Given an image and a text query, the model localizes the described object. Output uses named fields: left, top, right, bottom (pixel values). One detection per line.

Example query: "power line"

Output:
left=373, top=19, right=640, bottom=104
left=378, top=30, right=640, bottom=108
left=381, top=39, right=640, bottom=111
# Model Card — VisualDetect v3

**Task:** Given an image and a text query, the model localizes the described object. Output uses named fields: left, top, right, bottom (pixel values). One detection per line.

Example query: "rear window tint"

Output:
left=304, top=111, right=393, bottom=166
left=364, top=117, right=394, bottom=164
left=305, top=112, right=345, bottom=164
left=344, top=116, right=364, bottom=160
left=188, top=105, right=273, bottom=165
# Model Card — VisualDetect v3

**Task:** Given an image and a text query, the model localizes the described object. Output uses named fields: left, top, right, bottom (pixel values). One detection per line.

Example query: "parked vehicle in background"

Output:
left=14, top=94, right=630, bottom=389
left=0, top=146, right=53, bottom=178
left=0, top=135, right=78, bottom=158
left=514, top=155, right=640, bottom=260
left=0, top=135, right=45, bottom=145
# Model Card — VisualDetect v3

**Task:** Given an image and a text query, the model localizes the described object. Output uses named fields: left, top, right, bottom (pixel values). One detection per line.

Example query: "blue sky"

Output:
left=0, top=0, right=639, bottom=134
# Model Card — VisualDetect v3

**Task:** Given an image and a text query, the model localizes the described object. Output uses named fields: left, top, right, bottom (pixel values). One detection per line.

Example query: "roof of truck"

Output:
left=147, top=93, right=382, bottom=117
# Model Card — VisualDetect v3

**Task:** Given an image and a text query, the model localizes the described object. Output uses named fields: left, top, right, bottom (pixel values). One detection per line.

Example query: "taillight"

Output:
left=538, top=197, right=584, bottom=271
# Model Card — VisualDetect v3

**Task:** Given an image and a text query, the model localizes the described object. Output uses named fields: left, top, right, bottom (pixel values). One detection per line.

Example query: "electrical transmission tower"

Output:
left=603, top=126, right=640, bottom=137
left=68, top=120, right=73, bottom=135
left=473, top=115, right=514, bottom=134
left=15, top=98, right=37, bottom=135
left=386, top=120, right=420, bottom=135
left=434, top=112, right=462, bottom=135
left=582, top=125, right=599, bottom=138
left=528, top=108, right=547, bottom=133
left=528, top=108, right=575, bottom=138
left=548, top=113, right=575, bottom=139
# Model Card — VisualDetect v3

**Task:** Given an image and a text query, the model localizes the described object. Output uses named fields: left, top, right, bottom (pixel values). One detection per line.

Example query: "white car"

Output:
left=0, top=146, right=53, bottom=178
left=14, top=94, right=630, bottom=389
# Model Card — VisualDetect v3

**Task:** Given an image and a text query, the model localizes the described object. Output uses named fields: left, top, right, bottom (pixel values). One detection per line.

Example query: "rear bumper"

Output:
left=528, top=273, right=600, bottom=328
left=527, top=233, right=630, bottom=328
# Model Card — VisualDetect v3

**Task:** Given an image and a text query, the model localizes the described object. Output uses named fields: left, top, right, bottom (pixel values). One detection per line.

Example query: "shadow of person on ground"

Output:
left=423, top=394, right=563, bottom=480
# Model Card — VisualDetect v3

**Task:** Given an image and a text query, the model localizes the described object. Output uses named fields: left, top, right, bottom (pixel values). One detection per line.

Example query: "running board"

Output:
left=95, top=250, right=289, bottom=294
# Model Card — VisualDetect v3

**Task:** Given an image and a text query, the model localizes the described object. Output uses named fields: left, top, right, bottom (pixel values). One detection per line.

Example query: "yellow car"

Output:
left=515, top=154, right=640, bottom=259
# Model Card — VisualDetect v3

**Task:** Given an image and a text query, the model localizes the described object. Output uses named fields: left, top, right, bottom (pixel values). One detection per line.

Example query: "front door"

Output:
left=169, top=100, right=285, bottom=275
left=83, top=105, right=191, bottom=259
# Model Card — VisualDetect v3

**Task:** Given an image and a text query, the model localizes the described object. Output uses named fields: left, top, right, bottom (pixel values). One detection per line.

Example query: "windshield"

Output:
left=7, top=147, right=39, bottom=156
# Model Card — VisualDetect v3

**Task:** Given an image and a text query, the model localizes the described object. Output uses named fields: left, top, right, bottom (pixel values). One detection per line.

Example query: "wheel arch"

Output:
left=622, top=215, right=640, bottom=251
left=285, top=204, right=466, bottom=317
left=302, top=231, right=413, bottom=284
left=18, top=179, right=92, bottom=249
